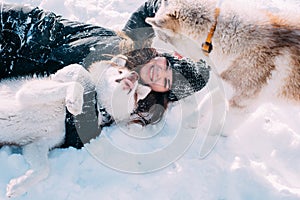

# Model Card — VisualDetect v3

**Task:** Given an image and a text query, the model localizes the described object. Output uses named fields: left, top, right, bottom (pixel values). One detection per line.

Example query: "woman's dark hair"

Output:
left=124, top=47, right=159, bottom=70
left=130, top=91, right=169, bottom=126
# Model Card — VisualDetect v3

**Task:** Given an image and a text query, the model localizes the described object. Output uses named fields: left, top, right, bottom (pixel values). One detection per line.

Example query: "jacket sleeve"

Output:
left=122, top=0, right=161, bottom=48
left=0, top=3, right=119, bottom=79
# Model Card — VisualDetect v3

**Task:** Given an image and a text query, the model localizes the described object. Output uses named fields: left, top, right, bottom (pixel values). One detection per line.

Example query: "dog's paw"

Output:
left=6, top=177, right=28, bottom=198
left=66, top=99, right=83, bottom=116
left=66, top=94, right=83, bottom=116
left=66, top=83, right=84, bottom=116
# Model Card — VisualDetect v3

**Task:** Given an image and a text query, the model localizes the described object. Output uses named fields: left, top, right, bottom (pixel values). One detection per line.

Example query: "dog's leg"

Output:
left=281, top=53, right=300, bottom=102
left=6, top=141, right=50, bottom=198
left=221, top=49, right=277, bottom=107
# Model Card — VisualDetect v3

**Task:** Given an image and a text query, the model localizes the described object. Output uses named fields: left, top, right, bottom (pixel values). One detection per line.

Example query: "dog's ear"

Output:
left=136, top=85, right=152, bottom=101
left=145, top=17, right=165, bottom=28
left=146, top=15, right=179, bottom=32
left=111, top=55, right=127, bottom=67
left=145, top=0, right=177, bottom=29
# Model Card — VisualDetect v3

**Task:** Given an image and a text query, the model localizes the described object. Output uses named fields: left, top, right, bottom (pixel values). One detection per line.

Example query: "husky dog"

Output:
left=1, top=56, right=151, bottom=198
left=146, top=0, right=300, bottom=107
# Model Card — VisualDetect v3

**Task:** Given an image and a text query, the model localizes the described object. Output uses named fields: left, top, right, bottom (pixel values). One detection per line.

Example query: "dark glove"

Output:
left=122, top=0, right=161, bottom=49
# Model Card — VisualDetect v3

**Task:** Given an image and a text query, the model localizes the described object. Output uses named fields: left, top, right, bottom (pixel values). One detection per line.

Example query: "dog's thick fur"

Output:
left=146, top=0, right=300, bottom=107
left=1, top=56, right=150, bottom=198
left=0, top=77, right=84, bottom=198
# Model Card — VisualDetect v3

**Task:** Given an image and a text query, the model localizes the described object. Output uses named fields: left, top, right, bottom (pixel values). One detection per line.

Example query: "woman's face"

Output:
left=139, top=57, right=173, bottom=92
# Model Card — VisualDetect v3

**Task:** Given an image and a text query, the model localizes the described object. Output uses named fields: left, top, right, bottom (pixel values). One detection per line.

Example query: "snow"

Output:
left=1, top=0, right=300, bottom=199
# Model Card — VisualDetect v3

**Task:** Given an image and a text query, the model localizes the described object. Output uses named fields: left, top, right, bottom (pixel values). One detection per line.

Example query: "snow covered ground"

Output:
left=1, top=0, right=300, bottom=199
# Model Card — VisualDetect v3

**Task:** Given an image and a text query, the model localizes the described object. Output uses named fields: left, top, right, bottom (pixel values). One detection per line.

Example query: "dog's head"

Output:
left=89, top=56, right=151, bottom=123
left=145, top=0, right=214, bottom=60
left=145, top=0, right=182, bottom=45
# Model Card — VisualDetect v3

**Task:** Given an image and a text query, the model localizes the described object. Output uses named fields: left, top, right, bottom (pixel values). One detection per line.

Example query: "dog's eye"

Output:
left=118, top=70, right=123, bottom=74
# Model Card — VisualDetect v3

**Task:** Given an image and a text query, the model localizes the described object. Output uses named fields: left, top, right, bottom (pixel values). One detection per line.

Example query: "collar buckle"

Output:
left=202, top=41, right=213, bottom=55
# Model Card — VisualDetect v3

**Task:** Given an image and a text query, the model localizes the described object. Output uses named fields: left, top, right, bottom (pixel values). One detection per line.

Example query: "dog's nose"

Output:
left=120, top=71, right=139, bottom=91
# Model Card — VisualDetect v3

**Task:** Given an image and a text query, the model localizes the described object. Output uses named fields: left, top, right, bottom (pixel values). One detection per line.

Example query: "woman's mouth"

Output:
left=150, top=65, right=155, bottom=82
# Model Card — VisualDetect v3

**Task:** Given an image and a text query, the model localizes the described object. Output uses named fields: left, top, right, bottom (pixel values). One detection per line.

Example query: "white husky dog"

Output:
left=146, top=0, right=300, bottom=108
left=1, top=55, right=151, bottom=198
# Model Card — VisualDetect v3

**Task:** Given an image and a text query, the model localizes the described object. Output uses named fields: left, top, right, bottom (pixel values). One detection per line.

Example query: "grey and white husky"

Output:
left=146, top=0, right=300, bottom=108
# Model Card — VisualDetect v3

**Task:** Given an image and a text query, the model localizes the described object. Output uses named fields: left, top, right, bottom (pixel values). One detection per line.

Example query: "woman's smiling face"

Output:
left=139, top=57, right=173, bottom=92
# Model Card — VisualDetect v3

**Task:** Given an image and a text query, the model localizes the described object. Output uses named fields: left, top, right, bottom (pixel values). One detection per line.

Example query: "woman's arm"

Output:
left=122, top=0, right=161, bottom=49
left=0, top=3, right=119, bottom=79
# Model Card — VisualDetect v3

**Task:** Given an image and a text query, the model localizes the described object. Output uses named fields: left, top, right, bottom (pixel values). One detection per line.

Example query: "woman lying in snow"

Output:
left=0, top=1, right=210, bottom=149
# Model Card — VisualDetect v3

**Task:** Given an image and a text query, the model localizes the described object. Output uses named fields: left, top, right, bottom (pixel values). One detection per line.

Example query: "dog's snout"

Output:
left=127, top=71, right=139, bottom=83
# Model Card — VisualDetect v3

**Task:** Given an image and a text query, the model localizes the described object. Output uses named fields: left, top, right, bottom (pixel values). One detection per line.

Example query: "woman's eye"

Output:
left=166, top=60, right=170, bottom=70
left=168, top=79, right=171, bottom=89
